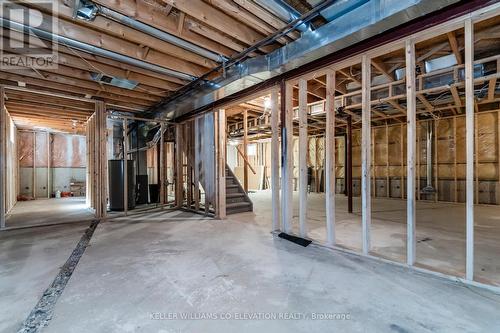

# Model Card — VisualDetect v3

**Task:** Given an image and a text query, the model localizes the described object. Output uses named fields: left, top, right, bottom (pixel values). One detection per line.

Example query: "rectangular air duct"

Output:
left=90, top=73, right=138, bottom=90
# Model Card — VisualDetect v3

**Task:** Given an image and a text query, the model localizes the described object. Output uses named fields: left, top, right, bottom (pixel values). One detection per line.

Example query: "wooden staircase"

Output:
left=225, top=164, right=253, bottom=214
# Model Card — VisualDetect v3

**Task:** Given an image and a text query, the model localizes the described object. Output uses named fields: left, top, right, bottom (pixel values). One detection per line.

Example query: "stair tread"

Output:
left=226, top=184, right=239, bottom=188
left=226, top=192, right=245, bottom=198
left=226, top=202, right=251, bottom=208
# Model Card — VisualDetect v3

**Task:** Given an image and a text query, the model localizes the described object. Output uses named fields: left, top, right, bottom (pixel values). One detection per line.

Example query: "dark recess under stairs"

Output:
left=225, top=164, right=253, bottom=214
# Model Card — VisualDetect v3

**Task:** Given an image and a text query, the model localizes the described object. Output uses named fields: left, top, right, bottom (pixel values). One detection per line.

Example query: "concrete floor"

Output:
left=248, top=190, right=500, bottom=286
left=2, top=206, right=500, bottom=332
left=0, top=223, right=89, bottom=332
left=6, top=197, right=95, bottom=228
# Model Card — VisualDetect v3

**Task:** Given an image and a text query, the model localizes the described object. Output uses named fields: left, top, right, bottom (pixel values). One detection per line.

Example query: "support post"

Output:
left=498, top=111, right=500, bottom=205
left=325, top=71, right=336, bottom=245
left=102, top=104, right=108, bottom=217
left=454, top=117, right=458, bottom=203
left=216, top=109, right=227, bottom=219
left=385, top=124, right=390, bottom=198
left=159, top=122, right=165, bottom=205
left=98, top=102, right=107, bottom=218
left=281, top=81, right=293, bottom=233
left=33, top=132, right=36, bottom=199
left=371, top=128, right=375, bottom=199
left=87, top=117, right=93, bottom=209
left=98, top=112, right=103, bottom=217
left=400, top=124, right=405, bottom=200
left=271, top=88, right=280, bottom=231
left=406, top=39, right=417, bottom=265
left=474, top=115, right=479, bottom=204
left=91, top=115, right=97, bottom=216
left=92, top=112, right=99, bottom=217
left=123, top=119, right=128, bottom=216
left=92, top=115, right=97, bottom=213
left=417, top=124, right=421, bottom=201
left=176, top=124, right=184, bottom=208
left=361, top=55, right=371, bottom=255
left=465, top=18, right=475, bottom=281
left=92, top=116, right=96, bottom=211
left=347, top=115, right=353, bottom=213
left=185, top=124, right=192, bottom=208
left=47, top=132, right=50, bottom=198
left=298, top=78, right=308, bottom=238
left=0, top=86, right=5, bottom=228
left=434, top=119, right=438, bottom=203
left=194, top=124, right=200, bottom=210
left=243, top=110, right=249, bottom=192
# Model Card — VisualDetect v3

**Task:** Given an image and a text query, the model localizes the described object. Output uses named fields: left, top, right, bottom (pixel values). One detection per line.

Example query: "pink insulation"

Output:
left=18, top=131, right=86, bottom=168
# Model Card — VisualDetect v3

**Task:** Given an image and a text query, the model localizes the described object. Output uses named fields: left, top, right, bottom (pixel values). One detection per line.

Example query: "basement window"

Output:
left=247, top=144, right=257, bottom=157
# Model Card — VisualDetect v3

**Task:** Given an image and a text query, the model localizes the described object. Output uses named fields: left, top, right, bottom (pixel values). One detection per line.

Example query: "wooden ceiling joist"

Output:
left=161, top=0, right=276, bottom=51
left=447, top=31, right=463, bottom=65
left=5, top=98, right=94, bottom=114
left=1, top=0, right=307, bottom=135
left=13, top=1, right=211, bottom=77
left=92, top=0, right=236, bottom=57
left=0, top=69, right=159, bottom=105
left=0, top=76, right=147, bottom=111
left=232, top=0, right=300, bottom=40
left=3, top=29, right=188, bottom=88
left=207, top=0, right=291, bottom=45
left=7, top=108, right=90, bottom=121
left=8, top=110, right=89, bottom=123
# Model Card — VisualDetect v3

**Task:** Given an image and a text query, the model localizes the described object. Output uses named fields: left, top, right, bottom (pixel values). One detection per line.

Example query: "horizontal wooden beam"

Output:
left=93, top=0, right=235, bottom=57
left=13, top=2, right=211, bottom=77
left=7, top=107, right=91, bottom=120
left=162, top=0, right=271, bottom=48
left=0, top=71, right=152, bottom=109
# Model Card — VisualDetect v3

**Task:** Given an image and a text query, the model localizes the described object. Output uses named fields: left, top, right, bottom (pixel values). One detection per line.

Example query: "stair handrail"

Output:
left=234, top=145, right=257, bottom=175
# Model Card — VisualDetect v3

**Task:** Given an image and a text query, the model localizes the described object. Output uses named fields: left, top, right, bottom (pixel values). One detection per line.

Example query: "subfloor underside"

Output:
left=1, top=208, right=500, bottom=332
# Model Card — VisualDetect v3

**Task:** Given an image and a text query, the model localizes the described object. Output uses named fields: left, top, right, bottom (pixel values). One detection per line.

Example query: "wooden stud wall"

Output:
left=325, top=71, right=336, bottom=245
left=270, top=89, right=280, bottom=231
left=0, top=86, right=5, bottom=228
left=175, top=124, right=184, bottom=209
left=298, top=79, right=308, bottom=237
left=226, top=106, right=500, bottom=205
left=216, top=109, right=226, bottom=219
left=5, top=111, right=18, bottom=213
left=85, top=101, right=107, bottom=218
left=212, top=4, right=500, bottom=289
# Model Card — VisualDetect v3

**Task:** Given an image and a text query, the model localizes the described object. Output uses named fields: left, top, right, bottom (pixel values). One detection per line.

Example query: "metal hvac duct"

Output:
left=319, top=0, right=371, bottom=22
left=253, top=0, right=310, bottom=32
left=0, top=18, right=196, bottom=81
left=154, top=0, right=462, bottom=120
left=75, top=0, right=228, bottom=63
